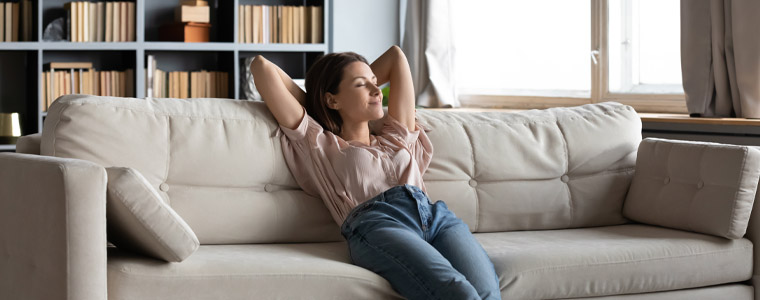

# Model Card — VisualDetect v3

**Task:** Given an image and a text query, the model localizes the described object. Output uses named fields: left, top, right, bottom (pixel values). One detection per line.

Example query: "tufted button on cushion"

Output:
left=663, top=177, right=670, bottom=184
left=159, top=183, right=170, bottom=192
left=560, top=175, right=569, bottom=183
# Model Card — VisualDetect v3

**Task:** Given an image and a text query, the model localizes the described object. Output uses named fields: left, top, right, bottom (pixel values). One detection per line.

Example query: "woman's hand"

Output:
left=250, top=55, right=305, bottom=130
left=370, top=46, right=416, bottom=131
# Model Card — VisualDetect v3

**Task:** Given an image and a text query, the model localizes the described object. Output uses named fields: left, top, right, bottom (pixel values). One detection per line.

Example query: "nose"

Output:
left=370, top=83, right=381, bottom=96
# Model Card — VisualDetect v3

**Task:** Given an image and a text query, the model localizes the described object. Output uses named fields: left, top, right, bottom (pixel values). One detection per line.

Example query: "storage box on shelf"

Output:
left=0, top=0, right=329, bottom=152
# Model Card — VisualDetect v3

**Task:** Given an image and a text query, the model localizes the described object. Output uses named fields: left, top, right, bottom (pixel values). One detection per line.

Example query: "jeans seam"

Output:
left=354, top=232, right=441, bottom=300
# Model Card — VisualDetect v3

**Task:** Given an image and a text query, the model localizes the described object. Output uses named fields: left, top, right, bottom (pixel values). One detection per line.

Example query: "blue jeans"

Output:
left=341, top=184, right=501, bottom=300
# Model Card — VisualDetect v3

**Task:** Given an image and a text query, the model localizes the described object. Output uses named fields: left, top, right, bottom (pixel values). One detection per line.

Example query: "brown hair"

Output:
left=304, top=52, right=369, bottom=135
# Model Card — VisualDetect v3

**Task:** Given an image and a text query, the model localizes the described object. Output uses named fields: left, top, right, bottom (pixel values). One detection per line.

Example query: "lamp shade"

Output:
left=0, top=112, right=21, bottom=144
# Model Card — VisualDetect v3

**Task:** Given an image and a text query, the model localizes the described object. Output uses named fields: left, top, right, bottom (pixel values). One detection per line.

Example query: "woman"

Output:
left=250, top=45, right=500, bottom=300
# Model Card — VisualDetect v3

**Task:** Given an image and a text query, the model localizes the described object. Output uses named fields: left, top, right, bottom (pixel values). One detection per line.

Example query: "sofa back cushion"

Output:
left=416, top=103, right=641, bottom=232
left=42, top=95, right=641, bottom=243
left=42, top=95, right=341, bottom=244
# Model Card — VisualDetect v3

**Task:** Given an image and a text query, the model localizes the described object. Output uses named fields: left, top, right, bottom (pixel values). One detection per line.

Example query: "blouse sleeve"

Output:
left=278, top=107, right=324, bottom=197
left=380, top=113, right=434, bottom=175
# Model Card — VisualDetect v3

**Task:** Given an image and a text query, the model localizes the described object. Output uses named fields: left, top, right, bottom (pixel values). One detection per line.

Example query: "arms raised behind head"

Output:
left=370, top=45, right=416, bottom=131
left=250, top=55, right=305, bottom=130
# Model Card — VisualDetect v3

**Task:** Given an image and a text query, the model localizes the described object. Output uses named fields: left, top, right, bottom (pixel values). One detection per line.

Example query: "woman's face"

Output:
left=326, top=61, right=384, bottom=124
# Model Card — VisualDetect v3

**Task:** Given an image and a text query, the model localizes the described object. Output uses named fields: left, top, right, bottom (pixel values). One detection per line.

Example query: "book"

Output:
left=253, top=6, right=261, bottom=43
left=176, top=5, right=209, bottom=23
left=65, top=2, right=77, bottom=41
left=261, top=6, right=269, bottom=43
left=0, top=3, right=5, bottom=42
left=42, top=71, right=48, bottom=110
left=11, top=2, right=18, bottom=41
left=180, top=71, right=188, bottom=98
left=283, top=6, right=289, bottom=44
left=311, top=6, right=322, bottom=43
left=46, top=62, right=94, bottom=69
left=237, top=6, right=243, bottom=43
left=89, top=2, right=96, bottom=42
left=120, top=2, right=127, bottom=42
left=244, top=5, right=252, bottom=43
left=105, top=2, right=112, bottom=41
left=82, top=1, right=88, bottom=42
left=113, top=1, right=120, bottom=42
left=92, top=69, right=100, bottom=96
left=128, top=2, right=135, bottom=41
left=21, top=0, right=30, bottom=41
left=96, top=2, right=103, bottom=41
left=5, top=2, right=12, bottom=42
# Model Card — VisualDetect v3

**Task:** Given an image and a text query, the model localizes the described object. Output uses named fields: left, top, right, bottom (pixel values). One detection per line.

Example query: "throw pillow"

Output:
left=623, top=138, right=760, bottom=239
left=106, top=167, right=199, bottom=262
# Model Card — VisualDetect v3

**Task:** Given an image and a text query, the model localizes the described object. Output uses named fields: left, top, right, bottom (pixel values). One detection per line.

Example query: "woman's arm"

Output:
left=370, top=45, right=416, bottom=131
left=250, top=55, right=305, bottom=130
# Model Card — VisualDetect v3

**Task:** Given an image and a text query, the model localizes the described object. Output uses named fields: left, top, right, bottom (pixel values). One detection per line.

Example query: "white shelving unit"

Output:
left=0, top=0, right=331, bottom=151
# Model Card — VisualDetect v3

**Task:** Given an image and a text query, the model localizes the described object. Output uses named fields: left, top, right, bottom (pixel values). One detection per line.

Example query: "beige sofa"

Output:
left=1, top=94, right=758, bottom=300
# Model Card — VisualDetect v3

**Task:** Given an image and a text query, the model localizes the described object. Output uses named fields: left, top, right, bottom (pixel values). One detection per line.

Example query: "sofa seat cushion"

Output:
left=477, top=224, right=753, bottom=300
left=107, top=243, right=402, bottom=300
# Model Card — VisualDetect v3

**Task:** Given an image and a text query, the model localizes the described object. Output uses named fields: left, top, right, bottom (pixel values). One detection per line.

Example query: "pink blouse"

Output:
left=279, top=108, right=434, bottom=226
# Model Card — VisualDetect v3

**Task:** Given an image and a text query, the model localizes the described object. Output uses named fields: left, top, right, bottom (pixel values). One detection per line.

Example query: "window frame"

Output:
left=458, top=0, right=688, bottom=113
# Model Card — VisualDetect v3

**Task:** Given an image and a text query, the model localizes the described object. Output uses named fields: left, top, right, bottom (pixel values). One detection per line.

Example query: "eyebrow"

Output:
left=352, top=76, right=377, bottom=81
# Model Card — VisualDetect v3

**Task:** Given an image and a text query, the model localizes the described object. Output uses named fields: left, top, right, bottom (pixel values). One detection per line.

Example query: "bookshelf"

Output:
left=0, top=0, right=330, bottom=151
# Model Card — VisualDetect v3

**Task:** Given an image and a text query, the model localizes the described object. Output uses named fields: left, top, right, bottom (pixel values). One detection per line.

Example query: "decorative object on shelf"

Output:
left=242, top=56, right=260, bottom=101
left=0, top=112, right=21, bottom=144
left=159, top=21, right=210, bottom=43
left=175, top=2, right=209, bottom=23
left=161, top=0, right=211, bottom=43
left=43, top=17, right=66, bottom=41
left=238, top=4, right=322, bottom=44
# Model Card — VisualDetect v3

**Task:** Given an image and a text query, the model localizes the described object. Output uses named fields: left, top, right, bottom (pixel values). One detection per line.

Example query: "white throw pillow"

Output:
left=106, top=167, right=199, bottom=262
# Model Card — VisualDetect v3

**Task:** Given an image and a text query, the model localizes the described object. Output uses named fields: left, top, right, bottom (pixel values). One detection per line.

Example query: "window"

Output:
left=453, top=0, right=686, bottom=113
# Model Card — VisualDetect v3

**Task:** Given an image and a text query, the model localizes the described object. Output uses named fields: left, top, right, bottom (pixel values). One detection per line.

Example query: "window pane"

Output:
left=453, top=0, right=590, bottom=96
left=608, top=0, right=683, bottom=94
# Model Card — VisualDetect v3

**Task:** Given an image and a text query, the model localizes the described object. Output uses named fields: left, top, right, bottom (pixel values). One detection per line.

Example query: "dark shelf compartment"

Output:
left=0, top=51, right=38, bottom=139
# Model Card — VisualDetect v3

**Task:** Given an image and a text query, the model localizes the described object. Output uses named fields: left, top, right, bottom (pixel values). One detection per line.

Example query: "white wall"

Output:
left=330, top=0, right=400, bottom=62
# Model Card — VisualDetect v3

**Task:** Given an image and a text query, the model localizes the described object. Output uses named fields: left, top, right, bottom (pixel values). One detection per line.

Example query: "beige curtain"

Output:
left=401, top=0, right=458, bottom=108
left=681, top=0, right=760, bottom=118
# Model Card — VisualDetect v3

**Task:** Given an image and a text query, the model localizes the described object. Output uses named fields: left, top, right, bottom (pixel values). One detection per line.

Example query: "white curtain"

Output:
left=681, top=0, right=760, bottom=118
left=401, top=0, right=459, bottom=108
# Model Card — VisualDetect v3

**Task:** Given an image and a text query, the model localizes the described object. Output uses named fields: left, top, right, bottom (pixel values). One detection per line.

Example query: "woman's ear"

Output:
left=325, top=93, right=339, bottom=110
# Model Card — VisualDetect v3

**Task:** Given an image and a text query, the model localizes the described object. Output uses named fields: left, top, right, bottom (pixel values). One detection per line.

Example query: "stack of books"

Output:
left=146, top=55, right=228, bottom=99
left=0, top=0, right=33, bottom=42
left=42, top=62, right=134, bottom=111
left=159, top=0, right=211, bottom=42
left=238, top=5, right=323, bottom=44
left=63, top=1, right=135, bottom=42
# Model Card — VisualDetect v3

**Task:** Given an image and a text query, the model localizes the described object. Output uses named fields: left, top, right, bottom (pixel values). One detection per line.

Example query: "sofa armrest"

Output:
left=0, top=153, right=107, bottom=300
left=16, top=133, right=41, bottom=154
left=745, top=184, right=760, bottom=300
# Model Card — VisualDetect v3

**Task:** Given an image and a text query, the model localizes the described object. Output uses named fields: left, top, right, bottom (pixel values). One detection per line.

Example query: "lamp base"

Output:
left=0, top=136, right=19, bottom=144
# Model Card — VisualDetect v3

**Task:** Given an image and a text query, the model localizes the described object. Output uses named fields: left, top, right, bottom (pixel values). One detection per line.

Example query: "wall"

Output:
left=330, top=0, right=400, bottom=61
